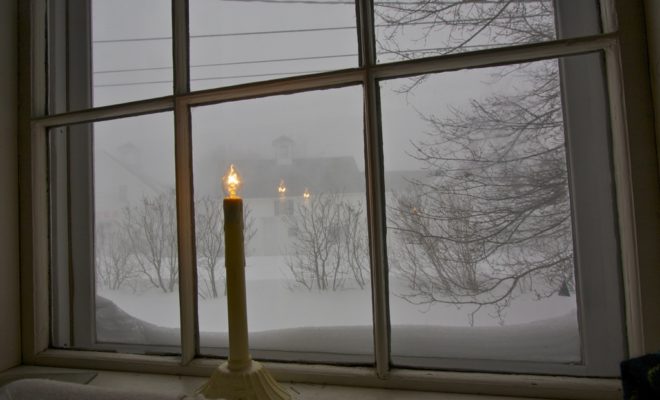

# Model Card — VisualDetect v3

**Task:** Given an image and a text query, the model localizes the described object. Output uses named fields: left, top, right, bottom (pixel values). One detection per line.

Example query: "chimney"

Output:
left=272, top=135, right=294, bottom=166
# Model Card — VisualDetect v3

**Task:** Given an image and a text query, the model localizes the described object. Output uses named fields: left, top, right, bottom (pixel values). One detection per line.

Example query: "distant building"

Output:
left=195, top=136, right=423, bottom=256
left=210, top=135, right=363, bottom=255
left=94, top=137, right=427, bottom=257
left=95, top=143, right=170, bottom=231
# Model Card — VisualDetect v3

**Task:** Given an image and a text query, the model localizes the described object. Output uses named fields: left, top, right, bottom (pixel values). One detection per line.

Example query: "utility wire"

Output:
left=95, top=53, right=355, bottom=74
left=94, top=69, right=327, bottom=88
left=92, top=13, right=550, bottom=44
left=94, top=25, right=354, bottom=44
left=219, top=0, right=353, bottom=4
left=92, top=41, right=498, bottom=87
left=94, top=43, right=506, bottom=76
left=93, top=41, right=509, bottom=87
left=215, top=0, right=520, bottom=4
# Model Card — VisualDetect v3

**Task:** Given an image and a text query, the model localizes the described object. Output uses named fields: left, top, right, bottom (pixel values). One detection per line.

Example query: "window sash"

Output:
left=29, top=0, right=626, bottom=379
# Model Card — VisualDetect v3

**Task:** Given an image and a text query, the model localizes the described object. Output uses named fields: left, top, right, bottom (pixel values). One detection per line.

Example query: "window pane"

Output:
left=189, top=0, right=358, bottom=91
left=92, top=0, right=172, bottom=106
left=192, top=87, right=372, bottom=363
left=381, top=59, right=580, bottom=367
left=374, top=0, right=601, bottom=64
left=48, top=0, right=173, bottom=113
left=50, top=112, right=180, bottom=352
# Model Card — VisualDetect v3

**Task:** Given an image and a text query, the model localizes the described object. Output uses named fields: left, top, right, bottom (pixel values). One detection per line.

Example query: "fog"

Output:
left=90, top=0, right=507, bottom=180
left=74, top=0, right=584, bottom=364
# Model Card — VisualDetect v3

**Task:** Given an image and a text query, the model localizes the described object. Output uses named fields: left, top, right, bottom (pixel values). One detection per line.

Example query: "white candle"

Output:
left=222, top=165, right=251, bottom=371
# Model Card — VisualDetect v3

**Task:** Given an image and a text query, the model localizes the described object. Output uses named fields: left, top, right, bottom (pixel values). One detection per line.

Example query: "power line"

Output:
left=94, top=43, right=507, bottom=76
left=218, top=0, right=353, bottom=4
left=91, top=40, right=520, bottom=88
left=216, top=0, right=517, bottom=4
left=92, top=13, right=550, bottom=44
left=92, top=41, right=491, bottom=87
left=94, top=69, right=327, bottom=88
left=93, top=25, right=355, bottom=44
left=95, top=53, right=356, bottom=74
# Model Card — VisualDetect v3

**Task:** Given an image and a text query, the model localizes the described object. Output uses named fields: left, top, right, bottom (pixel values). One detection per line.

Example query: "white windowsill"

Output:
left=0, top=365, right=550, bottom=400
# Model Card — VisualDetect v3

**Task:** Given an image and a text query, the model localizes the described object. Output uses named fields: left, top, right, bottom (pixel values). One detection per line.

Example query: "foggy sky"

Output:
left=91, top=0, right=537, bottom=188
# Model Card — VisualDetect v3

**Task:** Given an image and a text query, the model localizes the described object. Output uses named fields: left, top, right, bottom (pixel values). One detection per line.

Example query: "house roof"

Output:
left=383, top=170, right=427, bottom=192
left=272, top=135, right=294, bottom=146
left=228, top=156, right=365, bottom=198
left=99, top=149, right=168, bottom=194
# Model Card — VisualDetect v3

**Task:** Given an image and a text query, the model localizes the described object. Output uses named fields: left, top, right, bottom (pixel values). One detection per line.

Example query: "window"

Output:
left=27, top=0, right=639, bottom=390
left=382, top=55, right=619, bottom=373
left=274, top=199, right=294, bottom=217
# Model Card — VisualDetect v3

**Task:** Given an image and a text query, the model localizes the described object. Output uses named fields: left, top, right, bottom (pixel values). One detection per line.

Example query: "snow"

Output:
left=97, top=255, right=580, bottom=364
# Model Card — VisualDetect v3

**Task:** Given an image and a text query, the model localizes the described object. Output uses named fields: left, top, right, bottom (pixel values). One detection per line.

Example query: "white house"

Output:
left=94, top=142, right=171, bottom=233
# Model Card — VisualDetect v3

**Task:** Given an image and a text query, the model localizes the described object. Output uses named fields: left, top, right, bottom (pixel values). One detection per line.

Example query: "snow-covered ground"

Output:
left=98, top=256, right=580, bottom=364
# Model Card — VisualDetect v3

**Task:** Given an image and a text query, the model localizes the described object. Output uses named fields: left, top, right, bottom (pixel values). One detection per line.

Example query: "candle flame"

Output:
left=223, top=164, right=241, bottom=198
left=303, top=188, right=310, bottom=199
left=278, top=179, right=286, bottom=197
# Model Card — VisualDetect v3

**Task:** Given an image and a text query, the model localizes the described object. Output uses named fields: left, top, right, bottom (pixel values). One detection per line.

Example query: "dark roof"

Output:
left=272, top=135, right=294, bottom=146
left=100, top=149, right=168, bottom=193
left=383, top=170, right=427, bottom=192
left=195, top=153, right=424, bottom=199
left=229, top=156, right=364, bottom=198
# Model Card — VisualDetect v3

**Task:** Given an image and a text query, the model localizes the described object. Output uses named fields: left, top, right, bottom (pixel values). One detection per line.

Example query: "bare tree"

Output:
left=339, top=201, right=370, bottom=289
left=122, top=192, right=179, bottom=293
left=243, top=204, right=257, bottom=256
left=375, top=0, right=557, bottom=97
left=95, top=222, right=136, bottom=290
left=195, top=196, right=224, bottom=299
left=195, top=196, right=258, bottom=299
left=286, top=193, right=369, bottom=291
left=388, top=60, right=574, bottom=321
left=375, top=0, right=555, bottom=77
left=381, top=1, right=575, bottom=320
left=286, top=192, right=340, bottom=291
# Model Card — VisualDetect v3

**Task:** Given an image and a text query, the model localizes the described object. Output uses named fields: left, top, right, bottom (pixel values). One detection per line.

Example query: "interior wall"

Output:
left=617, top=0, right=660, bottom=356
left=0, top=0, right=21, bottom=372
left=641, top=0, right=660, bottom=353
left=645, top=0, right=660, bottom=177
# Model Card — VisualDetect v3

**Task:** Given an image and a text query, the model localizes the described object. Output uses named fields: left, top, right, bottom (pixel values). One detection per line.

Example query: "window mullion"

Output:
left=174, top=103, right=197, bottom=365
left=603, top=0, right=660, bottom=357
left=172, top=0, right=198, bottom=365
left=173, top=0, right=190, bottom=95
left=358, top=0, right=391, bottom=378
left=556, top=0, right=626, bottom=375
left=67, top=0, right=95, bottom=350
left=23, top=2, right=49, bottom=361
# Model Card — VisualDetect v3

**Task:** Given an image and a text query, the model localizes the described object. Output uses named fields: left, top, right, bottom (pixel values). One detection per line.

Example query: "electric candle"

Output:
left=199, top=165, right=291, bottom=400
left=222, top=164, right=251, bottom=371
left=303, top=188, right=310, bottom=207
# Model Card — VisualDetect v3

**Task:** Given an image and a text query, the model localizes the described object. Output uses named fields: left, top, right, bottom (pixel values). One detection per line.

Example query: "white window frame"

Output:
left=17, top=0, right=660, bottom=397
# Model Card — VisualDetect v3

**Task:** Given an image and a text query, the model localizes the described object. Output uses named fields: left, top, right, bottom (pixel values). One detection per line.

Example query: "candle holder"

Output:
left=198, top=166, right=291, bottom=400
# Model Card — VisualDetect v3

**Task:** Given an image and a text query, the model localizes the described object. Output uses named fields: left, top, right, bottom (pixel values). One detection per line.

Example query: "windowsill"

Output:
left=1, top=365, right=551, bottom=400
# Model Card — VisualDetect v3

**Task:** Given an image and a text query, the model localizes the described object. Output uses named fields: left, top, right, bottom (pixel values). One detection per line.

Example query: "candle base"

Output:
left=198, top=360, right=292, bottom=400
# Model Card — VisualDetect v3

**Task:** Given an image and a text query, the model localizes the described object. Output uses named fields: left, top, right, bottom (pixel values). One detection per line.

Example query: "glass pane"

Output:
left=189, top=0, right=358, bottom=91
left=94, top=113, right=179, bottom=348
left=381, top=59, right=580, bottom=366
left=49, top=112, right=180, bottom=352
left=192, top=87, right=372, bottom=363
left=92, top=0, right=172, bottom=106
left=374, top=0, right=600, bottom=64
